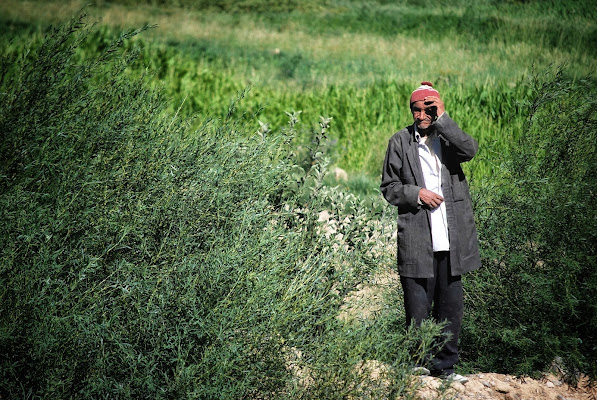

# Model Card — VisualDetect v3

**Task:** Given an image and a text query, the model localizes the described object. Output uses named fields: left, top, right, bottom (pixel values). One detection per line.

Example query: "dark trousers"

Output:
left=400, top=251, right=463, bottom=374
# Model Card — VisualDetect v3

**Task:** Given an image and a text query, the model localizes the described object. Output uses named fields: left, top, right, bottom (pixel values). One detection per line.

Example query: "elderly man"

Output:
left=380, top=82, right=481, bottom=384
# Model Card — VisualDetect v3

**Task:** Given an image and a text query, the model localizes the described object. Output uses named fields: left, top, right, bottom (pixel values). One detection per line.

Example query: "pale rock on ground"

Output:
left=333, top=167, right=348, bottom=182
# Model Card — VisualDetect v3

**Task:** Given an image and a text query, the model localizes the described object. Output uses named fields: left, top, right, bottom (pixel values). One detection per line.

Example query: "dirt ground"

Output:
left=413, top=371, right=595, bottom=400
left=336, top=264, right=595, bottom=400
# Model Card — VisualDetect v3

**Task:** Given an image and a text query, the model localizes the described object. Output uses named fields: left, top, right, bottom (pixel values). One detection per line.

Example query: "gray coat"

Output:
left=380, top=113, right=482, bottom=278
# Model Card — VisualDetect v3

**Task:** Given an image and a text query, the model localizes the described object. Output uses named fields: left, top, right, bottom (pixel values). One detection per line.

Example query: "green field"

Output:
left=1, top=0, right=595, bottom=398
left=3, top=0, right=595, bottom=181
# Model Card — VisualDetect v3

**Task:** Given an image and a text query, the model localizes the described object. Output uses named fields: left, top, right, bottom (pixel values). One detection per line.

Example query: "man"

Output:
left=380, top=82, right=481, bottom=384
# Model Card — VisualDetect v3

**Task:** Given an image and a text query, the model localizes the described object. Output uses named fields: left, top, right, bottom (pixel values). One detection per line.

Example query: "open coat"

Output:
left=380, top=113, right=482, bottom=278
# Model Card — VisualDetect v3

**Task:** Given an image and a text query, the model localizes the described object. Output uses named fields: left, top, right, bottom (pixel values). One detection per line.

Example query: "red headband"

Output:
left=410, top=81, right=441, bottom=105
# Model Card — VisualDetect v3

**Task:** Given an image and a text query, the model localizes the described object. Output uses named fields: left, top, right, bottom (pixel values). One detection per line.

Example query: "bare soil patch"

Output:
left=414, top=372, right=595, bottom=400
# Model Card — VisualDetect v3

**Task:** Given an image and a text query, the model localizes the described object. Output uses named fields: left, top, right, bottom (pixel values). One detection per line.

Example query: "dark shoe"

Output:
left=429, top=368, right=451, bottom=378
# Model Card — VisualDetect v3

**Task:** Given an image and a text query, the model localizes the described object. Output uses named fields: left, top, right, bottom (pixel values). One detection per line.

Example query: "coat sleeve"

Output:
left=380, top=134, right=422, bottom=211
left=434, top=113, right=478, bottom=162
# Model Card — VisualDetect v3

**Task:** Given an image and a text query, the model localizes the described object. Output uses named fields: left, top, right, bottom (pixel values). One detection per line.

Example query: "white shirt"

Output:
left=415, top=126, right=450, bottom=251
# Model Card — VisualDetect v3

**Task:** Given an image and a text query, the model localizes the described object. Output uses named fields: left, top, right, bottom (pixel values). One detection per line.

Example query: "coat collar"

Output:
left=406, top=125, right=426, bottom=187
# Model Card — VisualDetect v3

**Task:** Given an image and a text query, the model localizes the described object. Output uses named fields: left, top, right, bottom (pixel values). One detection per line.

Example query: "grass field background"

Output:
left=3, top=0, right=595, bottom=181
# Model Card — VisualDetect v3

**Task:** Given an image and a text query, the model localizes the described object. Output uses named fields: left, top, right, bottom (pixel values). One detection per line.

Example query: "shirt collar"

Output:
left=414, top=124, right=437, bottom=144
left=414, top=124, right=422, bottom=143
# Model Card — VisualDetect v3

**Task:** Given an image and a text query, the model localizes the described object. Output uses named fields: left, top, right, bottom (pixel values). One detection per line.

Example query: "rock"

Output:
left=318, top=210, right=331, bottom=222
left=450, top=381, right=466, bottom=392
left=464, top=380, right=487, bottom=393
left=495, top=382, right=512, bottom=393
left=334, top=167, right=348, bottom=182
left=419, top=376, right=441, bottom=390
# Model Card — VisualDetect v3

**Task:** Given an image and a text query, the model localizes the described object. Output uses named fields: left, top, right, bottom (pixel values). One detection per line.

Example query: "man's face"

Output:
left=411, top=100, right=436, bottom=130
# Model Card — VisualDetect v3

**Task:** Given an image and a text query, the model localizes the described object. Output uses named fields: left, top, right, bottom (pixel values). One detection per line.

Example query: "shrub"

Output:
left=0, top=13, right=439, bottom=399
left=463, top=67, right=597, bottom=383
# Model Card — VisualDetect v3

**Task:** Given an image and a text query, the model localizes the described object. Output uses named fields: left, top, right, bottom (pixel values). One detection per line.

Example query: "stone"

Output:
left=450, top=381, right=466, bottom=392
left=334, top=167, right=348, bottom=181
left=495, top=382, right=512, bottom=393
left=464, top=380, right=487, bottom=393
left=318, top=210, right=331, bottom=222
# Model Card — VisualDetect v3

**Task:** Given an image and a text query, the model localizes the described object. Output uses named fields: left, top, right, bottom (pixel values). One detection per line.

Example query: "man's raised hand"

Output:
left=423, top=96, right=445, bottom=121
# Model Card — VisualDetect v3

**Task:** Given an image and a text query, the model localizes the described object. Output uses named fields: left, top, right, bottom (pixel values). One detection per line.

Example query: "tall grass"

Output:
left=2, top=0, right=594, bottom=183
left=4, top=0, right=594, bottom=80
left=67, top=29, right=531, bottom=178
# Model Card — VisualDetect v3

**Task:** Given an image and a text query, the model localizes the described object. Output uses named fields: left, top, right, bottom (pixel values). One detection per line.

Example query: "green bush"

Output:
left=0, top=14, right=439, bottom=399
left=462, top=68, right=597, bottom=382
